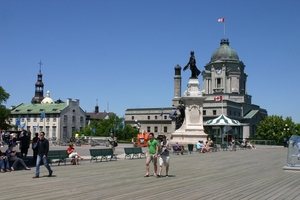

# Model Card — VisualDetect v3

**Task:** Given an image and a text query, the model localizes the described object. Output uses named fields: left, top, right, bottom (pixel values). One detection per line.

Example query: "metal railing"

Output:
left=249, top=140, right=277, bottom=147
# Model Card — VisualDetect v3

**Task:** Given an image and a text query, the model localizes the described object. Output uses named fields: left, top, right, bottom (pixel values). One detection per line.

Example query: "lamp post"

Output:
left=283, top=124, right=289, bottom=148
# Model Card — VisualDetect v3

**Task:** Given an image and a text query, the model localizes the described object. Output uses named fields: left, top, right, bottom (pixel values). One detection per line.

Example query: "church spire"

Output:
left=31, top=60, right=45, bottom=104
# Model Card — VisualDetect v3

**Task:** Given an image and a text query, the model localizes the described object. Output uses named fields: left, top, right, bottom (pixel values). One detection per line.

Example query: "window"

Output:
left=46, top=117, right=50, bottom=122
left=164, top=127, right=167, bottom=133
left=213, top=110, right=217, bottom=115
left=52, top=126, right=56, bottom=137
left=40, top=126, right=43, bottom=132
left=46, top=126, right=50, bottom=137
left=63, top=126, right=67, bottom=139
left=40, top=118, right=43, bottom=122
left=164, top=116, right=167, bottom=120
left=147, top=126, right=151, bottom=132
left=148, top=116, right=150, bottom=120
left=217, top=78, right=222, bottom=88
left=64, top=115, right=67, bottom=122
left=229, top=111, right=232, bottom=116
left=234, top=111, right=236, bottom=116
left=27, top=116, right=30, bottom=122
left=21, top=118, right=24, bottom=122
left=154, top=126, right=158, bottom=132
left=80, top=116, right=83, bottom=122
left=72, top=127, right=76, bottom=134
left=155, top=116, right=157, bottom=120
left=53, top=115, right=56, bottom=122
left=34, top=117, right=37, bottom=122
left=203, top=110, right=206, bottom=115
left=72, top=116, right=76, bottom=122
left=131, top=116, right=134, bottom=120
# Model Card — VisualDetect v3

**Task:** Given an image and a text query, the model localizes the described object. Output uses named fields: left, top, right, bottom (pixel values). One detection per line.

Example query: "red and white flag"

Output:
left=218, top=18, right=225, bottom=22
left=214, top=96, right=223, bottom=101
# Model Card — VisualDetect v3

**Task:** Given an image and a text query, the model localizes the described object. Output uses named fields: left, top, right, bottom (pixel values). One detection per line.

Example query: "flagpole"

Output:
left=222, top=99, right=224, bottom=114
left=224, top=22, right=226, bottom=37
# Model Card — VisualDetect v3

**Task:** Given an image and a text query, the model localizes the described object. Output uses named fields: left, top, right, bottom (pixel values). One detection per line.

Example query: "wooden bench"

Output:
left=47, top=150, right=69, bottom=165
left=220, top=144, right=229, bottom=151
left=124, top=147, right=145, bottom=159
left=89, top=148, right=117, bottom=162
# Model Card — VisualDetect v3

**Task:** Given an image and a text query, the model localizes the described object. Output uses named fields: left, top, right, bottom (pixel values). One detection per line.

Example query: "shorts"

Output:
left=159, top=156, right=170, bottom=167
left=146, top=153, right=157, bottom=164
left=109, top=145, right=115, bottom=153
left=69, top=152, right=78, bottom=158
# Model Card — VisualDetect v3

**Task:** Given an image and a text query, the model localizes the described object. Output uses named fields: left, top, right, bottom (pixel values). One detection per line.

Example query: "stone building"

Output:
left=9, top=64, right=86, bottom=140
left=125, top=38, right=267, bottom=139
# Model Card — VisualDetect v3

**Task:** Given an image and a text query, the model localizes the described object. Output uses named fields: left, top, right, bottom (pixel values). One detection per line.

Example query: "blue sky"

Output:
left=1, top=1, right=300, bottom=122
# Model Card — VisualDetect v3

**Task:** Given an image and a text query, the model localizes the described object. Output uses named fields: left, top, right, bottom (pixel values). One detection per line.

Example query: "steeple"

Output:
left=31, top=60, right=45, bottom=104
left=94, top=99, right=99, bottom=114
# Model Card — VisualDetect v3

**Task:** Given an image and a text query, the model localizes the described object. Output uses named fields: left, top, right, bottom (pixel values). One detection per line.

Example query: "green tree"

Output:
left=255, top=115, right=299, bottom=143
left=81, top=115, right=136, bottom=141
left=0, top=86, right=11, bottom=130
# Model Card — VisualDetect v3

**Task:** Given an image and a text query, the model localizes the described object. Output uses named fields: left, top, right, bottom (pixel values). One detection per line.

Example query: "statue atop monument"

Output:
left=183, top=51, right=201, bottom=78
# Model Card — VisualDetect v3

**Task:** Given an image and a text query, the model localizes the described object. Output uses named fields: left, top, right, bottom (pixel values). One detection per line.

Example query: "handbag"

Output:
left=114, top=142, right=118, bottom=147
left=32, top=138, right=39, bottom=149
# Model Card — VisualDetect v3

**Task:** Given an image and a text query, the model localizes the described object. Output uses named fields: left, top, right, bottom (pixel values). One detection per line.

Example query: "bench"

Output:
left=47, top=150, right=69, bottom=165
left=124, top=147, right=146, bottom=159
left=89, top=148, right=117, bottom=162
left=220, top=144, right=229, bottom=151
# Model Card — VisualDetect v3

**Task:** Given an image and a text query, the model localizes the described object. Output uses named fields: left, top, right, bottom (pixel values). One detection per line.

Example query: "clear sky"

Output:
left=1, top=1, right=299, bottom=122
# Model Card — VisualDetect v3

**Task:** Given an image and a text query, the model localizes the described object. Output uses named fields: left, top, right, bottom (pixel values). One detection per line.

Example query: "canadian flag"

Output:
left=214, top=96, right=223, bottom=101
left=218, top=18, right=225, bottom=22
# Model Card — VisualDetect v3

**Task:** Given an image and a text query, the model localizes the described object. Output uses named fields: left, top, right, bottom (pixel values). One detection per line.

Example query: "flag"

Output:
left=26, top=114, right=29, bottom=121
left=114, top=115, right=117, bottom=123
left=158, top=111, right=163, bottom=117
left=88, top=120, right=91, bottom=125
left=115, top=124, right=119, bottom=131
left=214, top=96, right=223, bottom=101
left=33, top=125, right=39, bottom=129
left=15, top=115, right=21, bottom=126
left=218, top=18, right=225, bottom=22
left=20, top=123, right=26, bottom=129
left=40, top=112, right=45, bottom=119
left=169, top=110, right=177, bottom=118
left=91, top=128, right=96, bottom=134
left=121, top=117, right=125, bottom=131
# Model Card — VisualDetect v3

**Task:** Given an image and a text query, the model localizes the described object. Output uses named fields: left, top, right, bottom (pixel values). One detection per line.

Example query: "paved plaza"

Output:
left=0, top=144, right=299, bottom=200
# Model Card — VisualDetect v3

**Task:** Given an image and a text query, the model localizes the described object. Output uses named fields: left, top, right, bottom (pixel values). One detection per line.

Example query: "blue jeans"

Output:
left=35, top=154, right=52, bottom=177
left=0, top=157, right=10, bottom=170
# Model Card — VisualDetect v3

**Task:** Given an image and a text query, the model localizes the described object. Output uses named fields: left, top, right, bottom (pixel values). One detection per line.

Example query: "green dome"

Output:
left=210, top=39, right=239, bottom=62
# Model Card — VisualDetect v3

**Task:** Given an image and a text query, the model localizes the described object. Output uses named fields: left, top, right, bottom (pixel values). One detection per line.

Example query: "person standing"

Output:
left=108, top=132, right=117, bottom=153
left=158, top=135, right=171, bottom=177
left=32, top=133, right=39, bottom=164
left=20, top=131, right=30, bottom=158
left=144, top=133, right=158, bottom=177
left=33, top=132, right=53, bottom=178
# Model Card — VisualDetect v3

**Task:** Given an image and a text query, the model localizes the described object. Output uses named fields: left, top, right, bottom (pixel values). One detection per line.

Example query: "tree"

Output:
left=0, top=86, right=10, bottom=130
left=255, top=115, right=300, bottom=143
left=80, top=115, right=136, bottom=141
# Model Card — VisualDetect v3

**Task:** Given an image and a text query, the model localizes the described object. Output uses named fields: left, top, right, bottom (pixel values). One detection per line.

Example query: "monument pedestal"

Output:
left=171, top=78, right=207, bottom=146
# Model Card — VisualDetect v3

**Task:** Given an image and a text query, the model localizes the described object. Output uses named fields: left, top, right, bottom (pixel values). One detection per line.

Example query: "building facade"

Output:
left=125, top=38, right=267, bottom=139
left=9, top=64, right=86, bottom=140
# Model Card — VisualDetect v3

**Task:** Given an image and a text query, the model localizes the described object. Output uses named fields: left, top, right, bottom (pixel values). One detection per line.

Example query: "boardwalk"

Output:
left=0, top=145, right=298, bottom=200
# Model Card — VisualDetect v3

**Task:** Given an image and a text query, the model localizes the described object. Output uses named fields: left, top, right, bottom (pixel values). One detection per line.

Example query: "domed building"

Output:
left=125, top=38, right=267, bottom=140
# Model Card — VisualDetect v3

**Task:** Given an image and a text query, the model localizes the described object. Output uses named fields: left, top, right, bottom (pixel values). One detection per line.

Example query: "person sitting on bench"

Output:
left=6, top=144, right=31, bottom=171
left=67, top=143, right=83, bottom=165
left=174, top=142, right=183, bottom=155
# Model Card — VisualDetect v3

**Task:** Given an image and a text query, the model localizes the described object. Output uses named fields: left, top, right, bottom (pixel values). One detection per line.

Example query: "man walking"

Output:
left=144, top=133, right=158, bottom=177
left=33, top=132, right=53, bottom=178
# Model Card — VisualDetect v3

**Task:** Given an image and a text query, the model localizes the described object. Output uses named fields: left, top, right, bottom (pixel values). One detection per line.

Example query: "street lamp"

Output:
left=134, top=119, right=141, bottom=133
left=283, top=124, right=289, bottom=147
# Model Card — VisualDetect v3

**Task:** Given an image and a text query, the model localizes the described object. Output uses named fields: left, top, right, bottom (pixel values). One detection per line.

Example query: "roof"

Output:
left=205, top=114, right=241, bottom=126
left=243, top=110, right=259, bottom=119
left=11, top=103, right=68, bottom=115
left=210, top=39, right=239, bottom=62
left=86, top=112, right=115, bottom=120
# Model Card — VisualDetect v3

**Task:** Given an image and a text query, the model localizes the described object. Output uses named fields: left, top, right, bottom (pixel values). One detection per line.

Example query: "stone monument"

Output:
left=171, top=51, right=207, bottom=145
